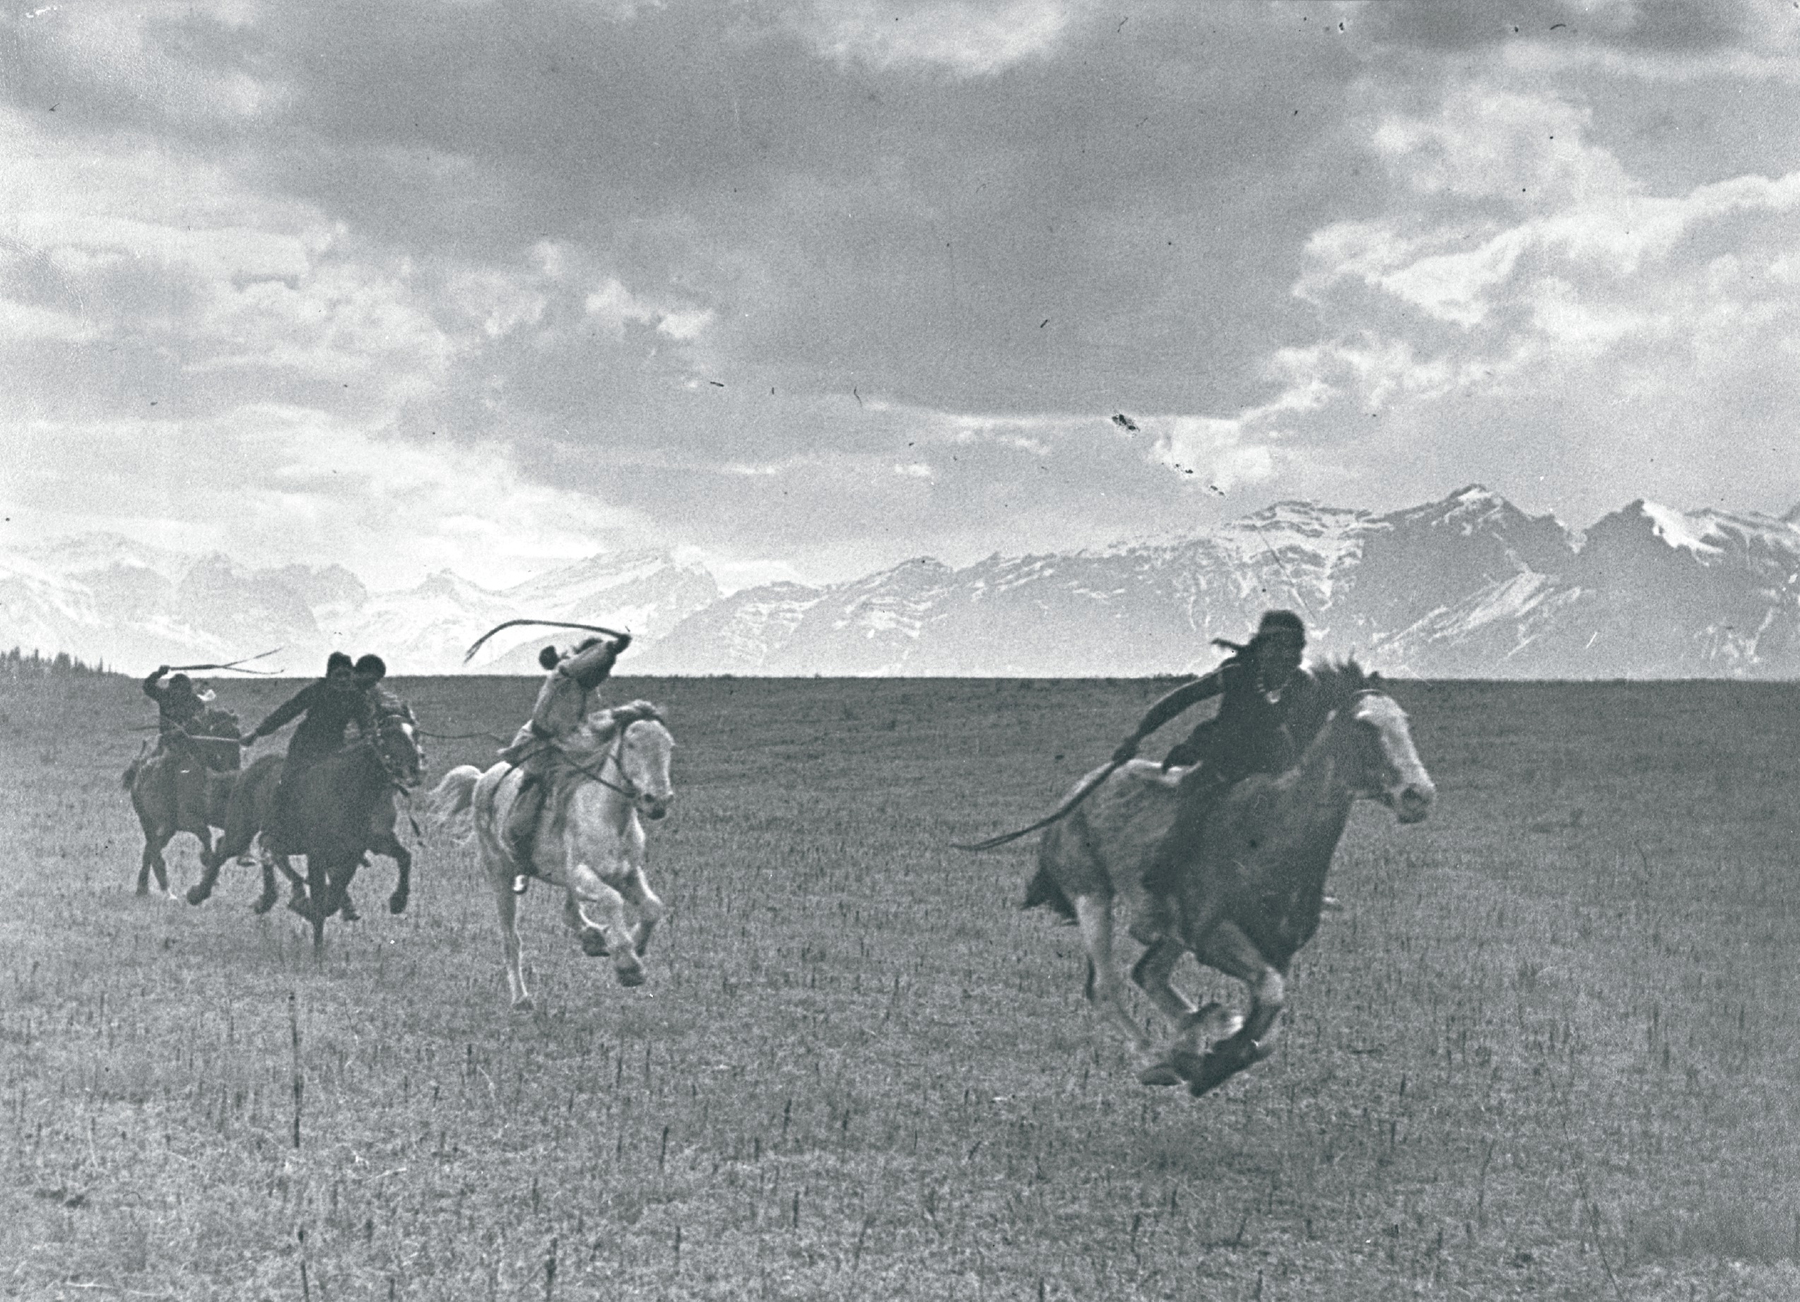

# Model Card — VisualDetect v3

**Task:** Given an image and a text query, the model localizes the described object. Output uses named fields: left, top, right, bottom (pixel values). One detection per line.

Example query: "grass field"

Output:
left=3, top=672, right=1798, bottom=1300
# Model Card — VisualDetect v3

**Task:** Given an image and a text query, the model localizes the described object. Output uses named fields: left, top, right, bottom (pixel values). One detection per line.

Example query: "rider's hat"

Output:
left=1255, top=610, right=1306, bottom=644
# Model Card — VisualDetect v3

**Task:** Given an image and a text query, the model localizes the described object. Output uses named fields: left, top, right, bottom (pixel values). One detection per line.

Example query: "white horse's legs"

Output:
left=493, top=879, right=532, bottom=1010
left=616, top=865, right=665, bottom=957
left=563, top=864, right=644, bottom=987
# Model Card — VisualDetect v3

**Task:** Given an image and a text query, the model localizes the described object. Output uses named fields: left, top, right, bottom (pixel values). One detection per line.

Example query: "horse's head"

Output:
left=604, top=701, right=674, bottom=822
left=373, top=705, right=425, bottom=789
left=1339, top=687, right=1435, bottom=823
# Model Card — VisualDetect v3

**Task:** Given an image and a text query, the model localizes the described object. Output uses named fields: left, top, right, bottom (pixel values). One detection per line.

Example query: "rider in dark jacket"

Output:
left=143, top=666, right=207, bottom=755
left=244, top=651, right=374, bottom=852
left=1112, top=611, right=1321, bottom=928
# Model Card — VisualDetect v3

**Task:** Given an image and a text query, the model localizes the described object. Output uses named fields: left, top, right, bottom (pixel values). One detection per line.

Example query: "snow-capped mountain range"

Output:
left=5, top=486, right=1799, bottom=677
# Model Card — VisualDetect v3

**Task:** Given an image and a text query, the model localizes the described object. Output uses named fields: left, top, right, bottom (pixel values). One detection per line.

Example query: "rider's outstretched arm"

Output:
left=247, top=681, right=318, bottom=741
left=1111, top=669, right=1225, bottom=764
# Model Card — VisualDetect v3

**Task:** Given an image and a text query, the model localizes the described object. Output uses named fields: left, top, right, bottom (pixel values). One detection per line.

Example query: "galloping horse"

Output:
left=122, top=710, right=242, bottom=899
left=432, top=701, right=673, bottom=1008
left=1021, top=662, right=1436, bottom=1096
left=187, top=707, right=424, bottom=946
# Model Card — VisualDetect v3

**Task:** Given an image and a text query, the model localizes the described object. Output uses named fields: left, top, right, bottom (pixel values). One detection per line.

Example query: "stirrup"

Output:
left=511, top=873, right=531, bottom=896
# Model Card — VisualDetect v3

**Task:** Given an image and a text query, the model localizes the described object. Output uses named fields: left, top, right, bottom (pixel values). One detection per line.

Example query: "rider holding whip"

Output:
left=497, top=630, right=632, bottom=868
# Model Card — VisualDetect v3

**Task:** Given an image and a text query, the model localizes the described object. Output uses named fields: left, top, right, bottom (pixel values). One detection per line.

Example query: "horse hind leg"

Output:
left=493, top=878, right=532, bottom=1011
left=1071, top=894, right=1163, bottom=1067
left=1174, top=921, right=1287, bottom=1098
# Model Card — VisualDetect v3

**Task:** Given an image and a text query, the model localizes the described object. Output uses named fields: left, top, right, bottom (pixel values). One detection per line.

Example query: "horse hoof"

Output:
left=615, top=966, right=646, bottom=988
left=185, top=887, right=208, bottom=906
left=1137, top=1060, right=1184, bottom=1088
left=512, top=996, right=535, bottom=1013
left=252, top=897, right=276, bottom=915
left=388, top=894, right=407, bottom=915
left=580, top=931, right=611, bottom=958
left=339, top=903, right=360, bottom=923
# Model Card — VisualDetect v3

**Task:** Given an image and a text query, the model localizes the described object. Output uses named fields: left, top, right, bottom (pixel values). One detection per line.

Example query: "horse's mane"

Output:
left=1308, top=658, right=1376, bottom=712
left=561, top=699, right=667, bottom=764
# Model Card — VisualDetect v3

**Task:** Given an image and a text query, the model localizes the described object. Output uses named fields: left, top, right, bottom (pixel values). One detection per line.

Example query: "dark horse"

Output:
left=186, top=707, right=424, bottom=947
left=1018, top=662, right=1436, bottom=1096
left=122, top=711, right=243, bottom=899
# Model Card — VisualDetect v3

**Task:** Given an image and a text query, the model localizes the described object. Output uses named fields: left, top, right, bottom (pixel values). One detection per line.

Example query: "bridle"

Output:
left=554, top=725, right=644, bottom=802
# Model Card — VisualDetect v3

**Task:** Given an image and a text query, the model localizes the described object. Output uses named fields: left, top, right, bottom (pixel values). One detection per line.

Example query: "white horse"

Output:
left=432, top=701, right=674, bottom=1008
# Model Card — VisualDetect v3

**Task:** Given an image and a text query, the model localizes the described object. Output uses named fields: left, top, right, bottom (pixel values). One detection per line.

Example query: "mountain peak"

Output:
left=1630, top=500, right=1723, bottom=555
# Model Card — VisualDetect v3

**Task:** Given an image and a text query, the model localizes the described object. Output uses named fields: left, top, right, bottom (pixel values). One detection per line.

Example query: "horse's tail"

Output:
left=122, top=740, right=150, bottom=791
left=430, top=765, right=482, bottom=838
left=1021, top=862, right=1078, bottom=924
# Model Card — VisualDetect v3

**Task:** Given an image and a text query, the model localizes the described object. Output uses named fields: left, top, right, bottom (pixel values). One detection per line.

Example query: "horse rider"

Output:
left=143, top=665, right=210, bottom=756
left=1110, top=610, right=1323, bottom=936
left=499, top=631, right=632, bottom=870
left=141, top=664, right=221, bottom=809
left=241, top=651, right=375, bottom=853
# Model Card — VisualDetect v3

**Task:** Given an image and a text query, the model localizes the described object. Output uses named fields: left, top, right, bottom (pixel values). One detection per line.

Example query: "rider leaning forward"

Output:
left=242, top=651, right=375, bottom=853
left=1111, top=610, right=1323, bottom=935
left=499, top=631, right=632, bottom=866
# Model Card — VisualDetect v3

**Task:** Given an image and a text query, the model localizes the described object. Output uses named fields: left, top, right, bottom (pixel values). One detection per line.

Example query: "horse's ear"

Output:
left=1368, top=670, right=1384, bottom=684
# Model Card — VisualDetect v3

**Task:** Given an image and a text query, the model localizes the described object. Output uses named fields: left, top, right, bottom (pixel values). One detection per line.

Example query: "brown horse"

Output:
left=1021, top=662, right=1436, bottom=1096
left=186, top=708, right=424, bottom=946
left=122, top=713, right=243, bottom=899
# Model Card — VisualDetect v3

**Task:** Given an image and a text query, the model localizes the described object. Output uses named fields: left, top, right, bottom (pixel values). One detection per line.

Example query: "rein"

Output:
left=554, top=729, right=641, bottom=801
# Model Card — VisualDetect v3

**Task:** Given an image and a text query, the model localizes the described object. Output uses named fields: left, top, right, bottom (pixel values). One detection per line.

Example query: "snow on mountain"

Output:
left=8, top=490, right=1800, bottom=677
left=638, top=486, right=1799, bottom=678
left=0, top=539, right=718, bottom=675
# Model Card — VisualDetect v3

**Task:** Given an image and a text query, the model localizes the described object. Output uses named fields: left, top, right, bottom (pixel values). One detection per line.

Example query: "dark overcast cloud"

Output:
left=2, top=0, right=1799, bottom=587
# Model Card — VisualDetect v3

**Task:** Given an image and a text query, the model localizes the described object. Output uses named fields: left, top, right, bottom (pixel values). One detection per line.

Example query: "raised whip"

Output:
left=952, top=757, right=1127, bottom=851
left=462, top=619, right=632, bottom=666
left=165, top=647, right=284, bottom=675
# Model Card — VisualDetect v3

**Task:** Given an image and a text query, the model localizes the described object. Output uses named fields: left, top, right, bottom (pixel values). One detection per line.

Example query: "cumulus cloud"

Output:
left=3, top=0, right=1800, bottom=592
left=792, top=0, right=1076, bottom=76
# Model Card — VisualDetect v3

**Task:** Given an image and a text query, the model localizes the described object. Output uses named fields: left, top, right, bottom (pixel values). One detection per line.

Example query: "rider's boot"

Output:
left=506, top=775, right=546, bottom=893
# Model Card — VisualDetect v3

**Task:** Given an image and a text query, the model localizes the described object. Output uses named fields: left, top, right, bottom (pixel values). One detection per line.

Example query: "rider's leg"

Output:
left=1134, top=764, right=1232, bottom=939
left=505, top=772, right=547, bottom=870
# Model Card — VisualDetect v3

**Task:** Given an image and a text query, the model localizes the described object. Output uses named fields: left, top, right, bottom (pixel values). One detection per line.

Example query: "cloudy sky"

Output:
left=2, top=0, right=1798, bottom=592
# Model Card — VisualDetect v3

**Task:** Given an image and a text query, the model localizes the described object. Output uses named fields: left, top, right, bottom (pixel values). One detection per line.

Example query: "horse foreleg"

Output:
left=368, top=831, right=411, bottom=915
left=1071, top=894, right=1161, bottom=1064
left=564, top=864, right=643, bottom=987
left=616, top=864, right=665, bottom=958
left=140, top=827, right=176, bottom=900
left=252, top=852, right=280, bottom=915
left=1175, top=922, right=1286, bottom=1098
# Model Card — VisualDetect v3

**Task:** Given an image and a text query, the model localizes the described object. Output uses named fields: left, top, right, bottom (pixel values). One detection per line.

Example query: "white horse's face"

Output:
left=619, top=721, right=675, bottom=821
left=1348, top=692, right=1436, bottom=823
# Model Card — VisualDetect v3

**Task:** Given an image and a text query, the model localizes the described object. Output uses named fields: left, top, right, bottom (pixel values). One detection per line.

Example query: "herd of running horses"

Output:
left=118, top=658, right=1435, bottom=1099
